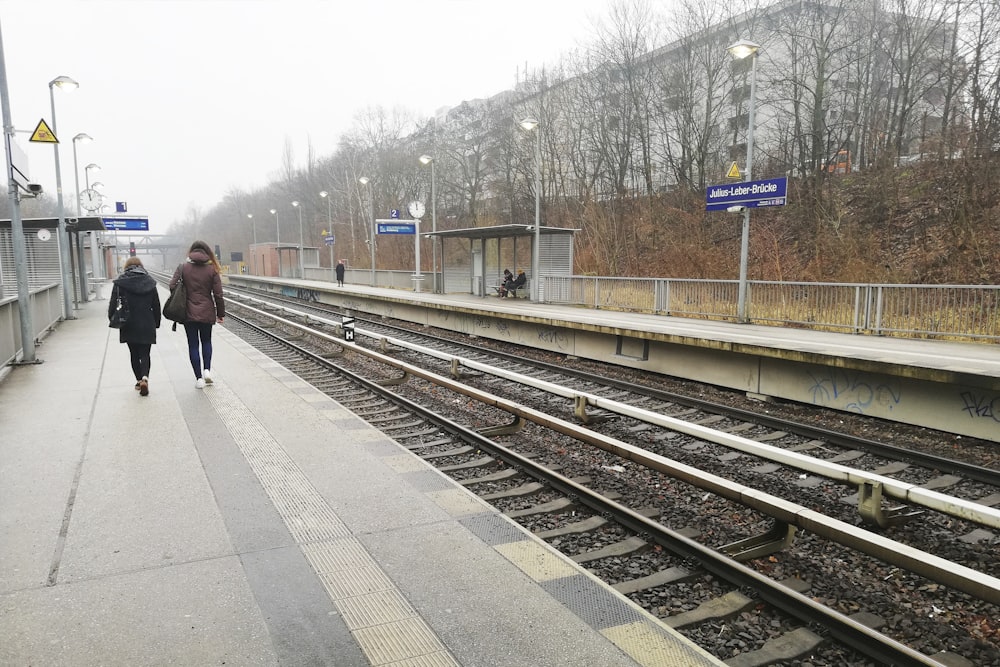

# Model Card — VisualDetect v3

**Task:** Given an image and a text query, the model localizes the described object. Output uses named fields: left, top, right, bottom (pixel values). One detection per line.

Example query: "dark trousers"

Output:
left=127, top=342, right=152, bottom=380
left=183, top=322, right=214, bottom=379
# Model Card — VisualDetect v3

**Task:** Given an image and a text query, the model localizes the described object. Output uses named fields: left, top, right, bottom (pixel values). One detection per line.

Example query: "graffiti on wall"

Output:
left=959, top=391, right=1000, bottom=423
left=806, top=369, right=902, bottom=414
left=537, top=328, right=570, bottom=351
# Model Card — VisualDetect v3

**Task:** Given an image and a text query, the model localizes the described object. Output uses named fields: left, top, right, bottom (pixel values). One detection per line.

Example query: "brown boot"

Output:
left=139, top=377, right=149, bottom=396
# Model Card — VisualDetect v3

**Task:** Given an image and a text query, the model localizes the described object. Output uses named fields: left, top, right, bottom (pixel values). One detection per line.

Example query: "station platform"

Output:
left=229, top=276, right=1000, bottom=443
left=0, top=295, right=723, bottom=666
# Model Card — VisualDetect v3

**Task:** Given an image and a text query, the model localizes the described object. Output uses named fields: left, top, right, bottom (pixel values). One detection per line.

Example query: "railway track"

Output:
left=208, top=287, right=1000, bottom=666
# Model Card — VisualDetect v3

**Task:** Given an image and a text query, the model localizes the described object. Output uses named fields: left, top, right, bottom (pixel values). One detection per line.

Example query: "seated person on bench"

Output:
left=497, top=269, right=513, bottom=297
left=507, top=269, right=526, bottom=297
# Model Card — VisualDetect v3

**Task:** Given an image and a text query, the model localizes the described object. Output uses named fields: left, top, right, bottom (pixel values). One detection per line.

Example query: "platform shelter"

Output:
left=426, top=224, right=577, bottom=298
left=249, top=242, right=320, bottom=278
left=1, top=216, right=106, bottom=305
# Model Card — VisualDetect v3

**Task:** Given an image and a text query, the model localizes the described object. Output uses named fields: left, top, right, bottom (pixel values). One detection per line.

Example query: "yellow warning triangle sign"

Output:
left=726, top=161, right=742, bottom=179
left=29, top=119, right=58, bottom=143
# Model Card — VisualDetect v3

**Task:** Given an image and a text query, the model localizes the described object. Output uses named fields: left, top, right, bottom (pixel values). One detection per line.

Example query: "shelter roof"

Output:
left=0, top=216, right=107, bottom=232
left=425, top=224, right=578, bottom=240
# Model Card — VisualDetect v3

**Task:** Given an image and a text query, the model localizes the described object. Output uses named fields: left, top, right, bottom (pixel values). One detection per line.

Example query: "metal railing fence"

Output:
left=543, top=277, right=1000, bottom=342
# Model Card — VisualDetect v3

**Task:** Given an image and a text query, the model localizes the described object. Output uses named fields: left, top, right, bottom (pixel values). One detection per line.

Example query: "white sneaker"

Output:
left=195, top=378, right=206, bottom=389
left=203, top=369, right=213, bottom=384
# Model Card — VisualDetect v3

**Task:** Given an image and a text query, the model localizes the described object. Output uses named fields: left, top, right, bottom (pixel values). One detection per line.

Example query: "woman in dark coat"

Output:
left=335, top=260, right=345, bottom=287
left=109, top=257, right=161, bottom=396
left=170, top=240, right=225, bottom=389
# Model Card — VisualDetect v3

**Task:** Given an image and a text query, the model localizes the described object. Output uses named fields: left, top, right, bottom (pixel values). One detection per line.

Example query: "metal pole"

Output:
left=737, top=51, right=757, bottom=323
left=413, top=217, right=421, bottom=292
left=271, top=208, right=280, bottom=277
left=247, top=213, right=255, bottom=275
left=49, top=79, right=75, bottom=318
left=369, top=191, right=375, bottom=287
left=325, top=194, right=333, bottom=281
left=293, top=201, right=303, bottom=279
left=430, top=159, right=437, bottom=292
left=532, top=127, right=541, bottom=301
left=0, top=21, right=38, bottom=361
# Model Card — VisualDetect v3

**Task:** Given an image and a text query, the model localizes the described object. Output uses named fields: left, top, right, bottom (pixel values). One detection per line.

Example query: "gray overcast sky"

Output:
left=2, top=0, right=615, bottom=230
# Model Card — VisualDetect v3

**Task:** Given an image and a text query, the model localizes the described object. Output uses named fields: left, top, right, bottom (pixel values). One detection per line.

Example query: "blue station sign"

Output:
left=377, top=222, right=415, bottom=235
left=705, top=176, right=787, bottom=211
left=101, top=215, right=149, bottom=231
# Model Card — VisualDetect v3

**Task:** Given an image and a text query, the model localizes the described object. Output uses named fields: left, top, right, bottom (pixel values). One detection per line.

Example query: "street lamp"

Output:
left=71, top=133, right=92, bottom=216
left=84, top=163, right=101, bottom=189
left=291, top=200, right=304, bottom=279
left=49, top=75, right=79, bottom=318
left=519, top=117, right=542, bottom=301
left=727, top=38, right=760, bottom=323
left=419, top=155, right=438, bottom=292
left=247, top=213, right=256, bottom=275
left=320, top=190, right=333, bottom=279
left=71, top=133, right=103, bottom=282
left=359, top=176, right=375, bottom=286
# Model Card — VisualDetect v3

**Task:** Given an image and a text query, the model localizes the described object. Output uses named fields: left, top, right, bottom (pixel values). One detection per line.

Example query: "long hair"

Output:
left=189, top=240, right=222, bottom=273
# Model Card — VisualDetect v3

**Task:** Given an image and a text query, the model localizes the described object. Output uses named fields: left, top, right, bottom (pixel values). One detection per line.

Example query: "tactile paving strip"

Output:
left=223, top=333, right=722, bottom=666
left=205, top=382, right=459, bottom=666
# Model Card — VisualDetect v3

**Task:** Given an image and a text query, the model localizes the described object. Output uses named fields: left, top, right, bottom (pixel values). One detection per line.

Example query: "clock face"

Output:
left=80, top=188, right=102, bottom=211
left=36, top=229, right=51, bottom=242
left=407, top=200, right=425, bottom=219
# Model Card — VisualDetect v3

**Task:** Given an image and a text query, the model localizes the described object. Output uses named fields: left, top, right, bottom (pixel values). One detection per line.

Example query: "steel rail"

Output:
left=228, top=291, right=1000, bottom=530
left=227, top=296, right=1000, bottom=608
left=224, top=306, right=946, bottom=667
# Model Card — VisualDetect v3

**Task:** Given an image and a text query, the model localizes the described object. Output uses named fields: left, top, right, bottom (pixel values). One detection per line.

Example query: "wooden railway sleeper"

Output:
left=858, top=480, right=924, bottom=528
left=719, top=520, right=797, bottom=561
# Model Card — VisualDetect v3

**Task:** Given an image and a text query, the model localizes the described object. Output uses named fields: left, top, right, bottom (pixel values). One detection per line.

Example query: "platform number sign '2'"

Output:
left=342, top=317, right=356, bottom=342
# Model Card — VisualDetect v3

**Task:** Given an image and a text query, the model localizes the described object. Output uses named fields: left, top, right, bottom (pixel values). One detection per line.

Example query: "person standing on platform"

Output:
left=109, top=257, right=161, bottom=396
left=335, top=260, right=345, bottom=287
left=170, top=240, right=225, bottom=389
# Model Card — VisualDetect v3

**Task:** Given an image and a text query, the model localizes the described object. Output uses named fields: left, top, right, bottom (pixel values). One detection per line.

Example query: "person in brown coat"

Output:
left=170, top=241, right=225, bottom=388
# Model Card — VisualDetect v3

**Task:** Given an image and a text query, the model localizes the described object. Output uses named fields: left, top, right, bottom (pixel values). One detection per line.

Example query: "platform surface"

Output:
left=0, top=295, right=722, bottom=666
left=245, top=276, right=1000, bottom=382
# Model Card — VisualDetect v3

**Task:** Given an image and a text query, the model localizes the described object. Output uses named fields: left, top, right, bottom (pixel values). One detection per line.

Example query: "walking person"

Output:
left=170, top=241, right=225, bottom=388
left=109, top=257, right=161, bottom=396
left=335, top=260, right=345, bottom=287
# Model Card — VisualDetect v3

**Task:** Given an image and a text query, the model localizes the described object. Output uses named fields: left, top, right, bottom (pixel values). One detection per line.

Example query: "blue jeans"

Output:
left=183, top=322, right=214, bottom=379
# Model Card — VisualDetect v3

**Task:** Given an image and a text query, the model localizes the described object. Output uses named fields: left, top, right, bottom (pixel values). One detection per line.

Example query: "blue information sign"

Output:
left=705, top=176, right=787, bottom=211
left=324, top=235, right=335, bottom=246
left=101, top=215, right=149, bottom=231
left=377, top=222, right=415, bottom=235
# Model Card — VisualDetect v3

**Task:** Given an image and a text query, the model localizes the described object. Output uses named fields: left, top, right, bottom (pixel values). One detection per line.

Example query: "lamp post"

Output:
left=72, top=133, right=102, bottom=282
left=84, top=163, right=100, bottom=190
left=247, top=213, right=256, bottom=275
left=49, top=75, right=78, bottom=319
left=270, top=208, right=280, bottom=277
left=419, top=155, right=438, bottom=292
left=519, top=117, right=542, bottom=301
left=291, top=200, right=304, bottom=279
left=359, top=176, right=375, bottom=286
left=71, top=133, right=92, bottom=216
left=727, top=38, right=760, bottom=323
left=320, top=190, right=333, bottom=279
